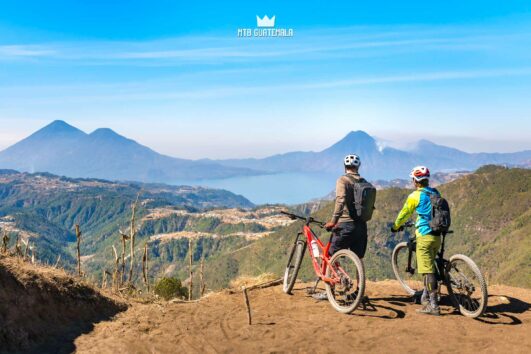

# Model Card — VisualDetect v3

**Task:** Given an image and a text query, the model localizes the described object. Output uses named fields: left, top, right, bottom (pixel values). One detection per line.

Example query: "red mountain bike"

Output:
left=281, top=211, right=365, bottom=314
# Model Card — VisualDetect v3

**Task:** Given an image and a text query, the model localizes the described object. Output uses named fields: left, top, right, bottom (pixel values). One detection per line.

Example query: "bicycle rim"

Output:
left=325, top=250, right=365, bottom=314
left=392, top=242, right=424, bottom=296
left=446, top=254, right=488, bottom=318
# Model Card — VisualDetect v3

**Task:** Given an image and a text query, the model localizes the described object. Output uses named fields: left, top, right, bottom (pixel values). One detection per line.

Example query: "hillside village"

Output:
left=146, top=207, right=294, bottom=242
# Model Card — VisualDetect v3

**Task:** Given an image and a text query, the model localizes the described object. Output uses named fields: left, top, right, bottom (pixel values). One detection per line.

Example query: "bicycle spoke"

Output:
left=328, top=254, right=359, bottom=307
left=447, top=257, right=486, bottom=317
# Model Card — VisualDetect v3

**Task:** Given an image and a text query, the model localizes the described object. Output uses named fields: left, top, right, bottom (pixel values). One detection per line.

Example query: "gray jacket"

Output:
left=331, top=172, right=361, bottom=224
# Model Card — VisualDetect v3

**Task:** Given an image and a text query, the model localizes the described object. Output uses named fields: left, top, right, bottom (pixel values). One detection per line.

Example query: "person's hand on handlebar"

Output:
left=390, top=225, right=404, bottom=233
left=324, top=221, right=336, bottom=231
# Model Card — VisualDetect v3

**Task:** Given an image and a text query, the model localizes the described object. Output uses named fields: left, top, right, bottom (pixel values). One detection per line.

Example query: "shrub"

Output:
left=153, top=277, right=187, bottom=300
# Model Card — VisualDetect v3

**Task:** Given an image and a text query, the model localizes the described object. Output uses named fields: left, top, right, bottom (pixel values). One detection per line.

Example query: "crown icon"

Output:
left=256, top=15, right=275, bottom=28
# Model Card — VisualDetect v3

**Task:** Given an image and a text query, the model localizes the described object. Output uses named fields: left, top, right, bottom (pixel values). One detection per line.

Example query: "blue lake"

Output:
left=172, top=172, right=338, bottom=205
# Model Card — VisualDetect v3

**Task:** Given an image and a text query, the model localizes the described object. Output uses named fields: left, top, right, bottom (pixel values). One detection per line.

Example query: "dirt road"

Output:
left=74, top=280, right=530, bottom=353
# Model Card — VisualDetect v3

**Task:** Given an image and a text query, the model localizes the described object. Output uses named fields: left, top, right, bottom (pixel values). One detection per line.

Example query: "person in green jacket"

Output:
left=391, top=165, right=442, bottom=316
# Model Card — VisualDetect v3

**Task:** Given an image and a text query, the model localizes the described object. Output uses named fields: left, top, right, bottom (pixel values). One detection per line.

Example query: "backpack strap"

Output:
left=344, top=174, right=364, bottom=184
left=420, top=188, right=440, bottom=197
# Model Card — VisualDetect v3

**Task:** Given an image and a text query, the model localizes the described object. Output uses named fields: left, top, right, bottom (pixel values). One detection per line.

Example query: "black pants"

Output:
left=329, top=221, right=368, bottom=259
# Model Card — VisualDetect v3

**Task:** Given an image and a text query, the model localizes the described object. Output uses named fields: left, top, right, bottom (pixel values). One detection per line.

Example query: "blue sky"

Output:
left=1, top=1, right=530, bottom=158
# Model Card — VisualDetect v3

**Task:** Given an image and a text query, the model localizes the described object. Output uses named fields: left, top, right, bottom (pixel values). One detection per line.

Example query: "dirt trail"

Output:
left=75, top=281, right=531, bottom=353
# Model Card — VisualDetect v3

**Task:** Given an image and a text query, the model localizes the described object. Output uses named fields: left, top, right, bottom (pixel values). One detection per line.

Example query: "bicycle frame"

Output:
left=280, top=211, right=347, bottom=286
left=300, top=224, right=341, bottom=285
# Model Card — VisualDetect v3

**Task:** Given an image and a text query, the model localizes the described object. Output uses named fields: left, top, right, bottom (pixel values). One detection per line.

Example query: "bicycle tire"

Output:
left=445, top=254, right=488, bottom=318
left=325, top=249, right=365, bottom=314
left=392, top=242, right=423, bottom=295
left=282, top=239, right=306, bottom=294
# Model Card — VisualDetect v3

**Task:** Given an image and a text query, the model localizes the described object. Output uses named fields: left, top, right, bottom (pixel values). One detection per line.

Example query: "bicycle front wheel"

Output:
left=392, top=242, right=424, bottom=296
left=445, top=254, right=488, bottom=318
left=325, top=249, right=365, bottom=314
left=282, top=238, right=306, bottom=294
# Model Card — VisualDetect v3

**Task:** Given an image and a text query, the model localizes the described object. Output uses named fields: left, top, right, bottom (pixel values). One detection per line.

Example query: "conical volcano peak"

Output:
left=344, top=130, right=374, bottom=140
left=323, top=130, right=378, bottom=154
left=336, top=130, right=376, bottom=146
left=88, top=128, right=139, bottom=147
left=45, top=120, right=75, bottom=130
left=90, top=128, right=122, bottom=138
left=25, top=120, right=86, bottom=140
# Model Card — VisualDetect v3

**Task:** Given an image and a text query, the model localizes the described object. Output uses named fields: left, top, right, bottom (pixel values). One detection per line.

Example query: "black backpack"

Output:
left=423, top=189, right=451, bottom=234
left=345, top=175, right=377, bottom=222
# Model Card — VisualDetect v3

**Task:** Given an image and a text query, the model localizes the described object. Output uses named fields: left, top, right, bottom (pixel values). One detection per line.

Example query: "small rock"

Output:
left=497, top=296, right=510, bottom=304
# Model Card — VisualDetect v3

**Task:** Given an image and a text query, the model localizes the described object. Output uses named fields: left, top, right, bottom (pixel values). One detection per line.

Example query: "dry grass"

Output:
left=229, top=273, right=278, bottom=289
left=0, top=255, right=127, bottom=353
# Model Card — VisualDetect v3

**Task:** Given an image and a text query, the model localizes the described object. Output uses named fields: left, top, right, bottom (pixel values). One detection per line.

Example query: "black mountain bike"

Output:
left=391, top=221, right=488, bottom=318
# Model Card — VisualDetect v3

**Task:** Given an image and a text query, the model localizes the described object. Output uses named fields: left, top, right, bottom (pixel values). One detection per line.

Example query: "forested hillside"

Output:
left=0, top=170, right=254, bottom=271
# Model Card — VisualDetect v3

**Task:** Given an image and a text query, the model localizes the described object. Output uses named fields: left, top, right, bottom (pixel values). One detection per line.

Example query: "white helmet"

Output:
left=409, top=165, right=430, bottom=181
left=344, top=154, right=361, bottom=167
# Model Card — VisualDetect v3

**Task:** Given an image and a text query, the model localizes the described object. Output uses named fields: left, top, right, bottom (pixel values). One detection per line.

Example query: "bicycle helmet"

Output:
left=344, top=154, right=361, bottom=167
left=410, top=165, right=430, bottom=181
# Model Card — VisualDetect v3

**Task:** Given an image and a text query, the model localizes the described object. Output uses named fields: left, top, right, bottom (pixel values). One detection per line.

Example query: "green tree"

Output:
left=153, top=277, right=188, bottom=300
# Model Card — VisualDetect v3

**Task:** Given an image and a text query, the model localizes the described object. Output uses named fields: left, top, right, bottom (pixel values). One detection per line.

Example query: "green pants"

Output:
left=415, top=232, right=441, bottom=274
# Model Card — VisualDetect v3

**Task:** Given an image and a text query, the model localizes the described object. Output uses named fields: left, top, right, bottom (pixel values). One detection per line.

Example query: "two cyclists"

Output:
left=283, top=155, right=486, bottom=317
left=322, top=158, right=442, bottom=316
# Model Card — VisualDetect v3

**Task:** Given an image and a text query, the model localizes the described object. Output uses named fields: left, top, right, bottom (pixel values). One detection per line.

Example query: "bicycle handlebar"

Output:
left=403, top=221, right=415, bottom=228
left=280, top=211, right=325, bottom=228
left=395, top=220, right=453, bottom=234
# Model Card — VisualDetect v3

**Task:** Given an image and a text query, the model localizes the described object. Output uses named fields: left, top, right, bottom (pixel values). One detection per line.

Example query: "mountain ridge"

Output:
left=0, top=121, right=529, bottom=183
left=0, top=121, right=261, bottom=182
left=215, top=131, right=531, bottom=179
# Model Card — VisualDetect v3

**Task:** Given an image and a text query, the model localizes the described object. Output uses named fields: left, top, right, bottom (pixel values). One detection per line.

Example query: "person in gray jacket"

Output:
left=324, top=154, right=368, bottom=259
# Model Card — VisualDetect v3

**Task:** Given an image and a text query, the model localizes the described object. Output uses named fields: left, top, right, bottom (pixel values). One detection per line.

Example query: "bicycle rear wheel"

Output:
left=392, top=242, right=424, bottom=296
left=325, top=249, right=365, bottom=314
left=282, top=238, right=306, bottom=294
left=445, top=254, right=488, bottom=318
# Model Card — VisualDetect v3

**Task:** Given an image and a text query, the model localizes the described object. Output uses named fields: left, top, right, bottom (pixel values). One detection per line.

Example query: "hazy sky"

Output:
left=1, top=1, right=530, bottom=159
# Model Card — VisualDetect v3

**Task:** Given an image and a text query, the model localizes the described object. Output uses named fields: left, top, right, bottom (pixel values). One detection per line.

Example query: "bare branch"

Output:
left=200, top=257, right=206, bottom=297
left=142, top=242, right=149, bottom=292
left=75, top=224, right=82, bottom=277
left=188, top=238, right=193, bottom=301
left=242, top=287, right=252, bottom=325
left=128, top=191, right=141, bottom=283
left=54, top=255, right=61, bottom=268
